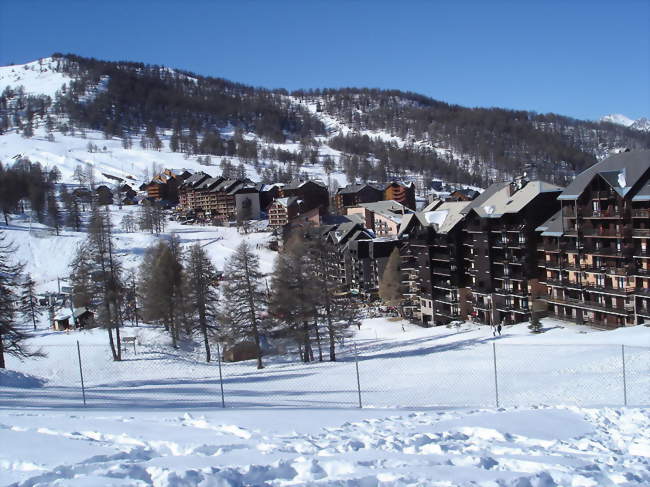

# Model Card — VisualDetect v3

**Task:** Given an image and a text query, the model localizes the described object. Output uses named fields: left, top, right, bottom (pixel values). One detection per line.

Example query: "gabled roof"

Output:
left=357, top=200, right=411, bottom=223
left=336, top=183, right=383, bottom=195
left=536, top=209, right=564, bottom=236
left=422, top=201, right=471, bottom=234
left=54, top=307, right=91, bottom=321
left=182, top=172, right=211, bottom=188
left=633, top=179, right=650, bottom=202
left=462, top=180, right=562, bottom=218
left=328, top=222, right=363, bottom=245
left=558, top=150, right=650, bottom=200
left=422, top=199, right=444, bottom=212
left=272, top=197, right=300, bottom=208
left=195, top=177, right=223, bottom=190
left=284, top=179, right=327, bottom=190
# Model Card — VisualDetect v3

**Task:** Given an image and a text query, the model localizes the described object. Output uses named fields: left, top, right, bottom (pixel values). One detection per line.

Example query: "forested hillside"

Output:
left=1, top=54, right=648, bottom=188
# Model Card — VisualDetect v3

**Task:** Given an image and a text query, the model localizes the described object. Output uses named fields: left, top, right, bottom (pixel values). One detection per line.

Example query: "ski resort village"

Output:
left=0, top=51, right=650, bottom=486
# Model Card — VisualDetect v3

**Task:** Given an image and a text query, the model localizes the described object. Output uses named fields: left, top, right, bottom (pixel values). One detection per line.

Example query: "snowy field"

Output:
left=2, top=316, right=650, bottom=411
left=1, top=406, right=650, bottom=486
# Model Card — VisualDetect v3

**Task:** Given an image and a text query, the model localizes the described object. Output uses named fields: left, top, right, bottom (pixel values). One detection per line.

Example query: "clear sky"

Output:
left=1, top=0, right=648, bottom=121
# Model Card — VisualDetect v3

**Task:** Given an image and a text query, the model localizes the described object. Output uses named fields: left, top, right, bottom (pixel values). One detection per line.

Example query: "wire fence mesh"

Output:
left=1, top=339, right=649, bottom=409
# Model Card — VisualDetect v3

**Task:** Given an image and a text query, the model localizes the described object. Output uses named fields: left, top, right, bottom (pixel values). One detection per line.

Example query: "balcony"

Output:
left=543, top=295, right=633, bottom=316
left=632, top=209, right=650, bottom=219
left=581, top=266, right=629, bottom=276
left=583, top=210, right=625, bottom=219
left=435, top=294, right=459, bottom=304
left=582, top=227, right=631, bottom=238
left=582, top=283, right=636, bottom=297
left=633, top=229, right=650, bottom=238
left=432, top=267, right=452, bottom=276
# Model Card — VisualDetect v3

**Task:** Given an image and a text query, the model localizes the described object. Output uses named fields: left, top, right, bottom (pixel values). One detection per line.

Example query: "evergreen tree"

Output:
left=81, top=207, right=124, bottom=360
left=185, top=243, right=219, bottom=362
left=46, top=193, right=62, bottom=235
left=0, top=232, right=40, bottom=368
left=138, top=238, right=185, bottom=348
left=220, top=241, right=267, bottom=369
left=20, top=274, right=41, bottom=331
left=270, top=233, right=319, bottom=363
left=378, top=248, right=402, bottom=310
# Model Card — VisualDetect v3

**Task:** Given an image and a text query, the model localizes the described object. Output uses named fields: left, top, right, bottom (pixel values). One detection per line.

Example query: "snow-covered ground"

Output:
left=1, top=406, right=649, bottom=486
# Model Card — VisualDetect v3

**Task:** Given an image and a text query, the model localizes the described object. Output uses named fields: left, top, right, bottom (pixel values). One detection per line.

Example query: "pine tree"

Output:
left=138, top=238, right=184, bottom=348
left=20, top=274, right=41, bottom=330
left=65, top=198, right=82, bottom=231
left=85, top=206, right=124, bottom=360
left=0, top=232, right=40, bottom=368
left=185, top=243, right=219, bottom=362
left=270, top=233, right=319, bottom=363
left=379, top=247, right=402, bottom=310
left=306, top=236, right=345, bottom=361
left=46, top=193, right=62, bottom=235
left=220, top=241, right=267, bottom=368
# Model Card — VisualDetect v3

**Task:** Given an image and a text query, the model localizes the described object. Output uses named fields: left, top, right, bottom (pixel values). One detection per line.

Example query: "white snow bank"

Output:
left=0, top=406, right=648, bottom=486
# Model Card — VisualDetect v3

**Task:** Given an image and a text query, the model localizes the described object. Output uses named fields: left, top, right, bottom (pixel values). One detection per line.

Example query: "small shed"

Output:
left=222, top=342, right=259, bottom=362
left=52, top=308, right=95, bottom=331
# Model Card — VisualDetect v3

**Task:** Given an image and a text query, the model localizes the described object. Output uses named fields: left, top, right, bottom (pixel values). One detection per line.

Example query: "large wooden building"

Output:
left=538, top=150, right=650, bottom=328
left=399, top=201, right=471, bottom=325
left=462, top=177, right=562, bottom=326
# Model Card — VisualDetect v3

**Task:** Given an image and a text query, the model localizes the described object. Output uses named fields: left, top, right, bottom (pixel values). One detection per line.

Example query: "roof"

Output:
left=273, top=197, right=300, bottom=208
left=536, top=209, right=564, bottom=236
left=54, top=307, right=90, bottom=321
left=558, top=150, right=650, bottom=200
left=357, top=200, right=412, bottom=223
left=336, top=183, right=383, bottom=195
left=284, top=179, right=327, bottom=191
left=421, top=201, right=471, bottom=234
left=462, top=180, right=562, bottom=218
left=386, top=181, right=415, bottom=189
left=451, top=188, right=480, bottom=199
left=422, top=199, right=444, bottom=212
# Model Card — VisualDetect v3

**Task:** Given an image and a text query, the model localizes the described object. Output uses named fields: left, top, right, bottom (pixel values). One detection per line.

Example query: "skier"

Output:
left=497, top=320, right=503, bottom=336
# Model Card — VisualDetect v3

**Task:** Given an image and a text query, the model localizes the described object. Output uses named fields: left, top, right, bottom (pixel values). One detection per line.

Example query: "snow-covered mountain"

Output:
left=601, top=113, right=650, bottom=132
left=2, top=55, right=649, bottom=190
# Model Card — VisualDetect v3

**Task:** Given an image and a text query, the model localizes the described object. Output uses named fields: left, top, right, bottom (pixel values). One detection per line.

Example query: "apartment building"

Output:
left=462, top=177, right=562, bottom=326
left=334, top=183, right=383, bottom=214
left=399, top=201, right=471, bottom=325
left=538, top=150, right=650, bottom=328
left=385, top=181, right=416, bottom=210
left=346, top=201, right=411, bottom=237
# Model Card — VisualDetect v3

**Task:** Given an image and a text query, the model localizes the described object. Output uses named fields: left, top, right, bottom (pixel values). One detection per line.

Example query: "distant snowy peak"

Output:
left=601, top=113, right=635, bottom=127
left=630, top=117, right=650, bottom=132
left=601, top=113, right=650, bottom=131
left=0, top=57, right=72, bottom=98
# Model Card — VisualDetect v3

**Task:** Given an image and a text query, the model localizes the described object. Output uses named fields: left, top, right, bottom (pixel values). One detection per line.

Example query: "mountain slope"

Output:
left=2, top=54, right=649, bottom=189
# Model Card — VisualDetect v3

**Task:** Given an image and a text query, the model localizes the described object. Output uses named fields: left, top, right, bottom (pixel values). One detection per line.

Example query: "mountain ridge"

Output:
left=1, top=54, right=649, bottom=189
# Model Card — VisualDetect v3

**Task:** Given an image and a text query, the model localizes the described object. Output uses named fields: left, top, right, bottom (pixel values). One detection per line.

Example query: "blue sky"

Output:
left=1, top=0, right=648, bottom=121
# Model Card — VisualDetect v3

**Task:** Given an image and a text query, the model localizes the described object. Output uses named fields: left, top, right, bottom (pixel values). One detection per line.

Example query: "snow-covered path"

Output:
left=1, top=406, right=649, bottom=486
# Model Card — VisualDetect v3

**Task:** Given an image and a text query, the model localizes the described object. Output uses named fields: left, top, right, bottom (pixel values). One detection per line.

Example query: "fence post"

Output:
left=76, top=340, right=86, bottom=407
left=492, top=342, right=499, bottom=408
left=216, top=341, right=225, bottom=409
left=353, top=340, right=362, bottom=409
left=622, top=344, right=628, bottom=407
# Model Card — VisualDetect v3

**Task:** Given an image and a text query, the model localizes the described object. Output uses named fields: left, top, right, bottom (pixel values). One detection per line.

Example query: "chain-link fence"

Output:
left=1, top=339, right=649, bottom=409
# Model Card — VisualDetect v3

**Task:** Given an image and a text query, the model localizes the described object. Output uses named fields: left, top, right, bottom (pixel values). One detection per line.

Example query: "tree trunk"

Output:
left=115, top=321, right=122, bottom=361
left=0, top=333, right=5, bottom=368
left=328, top=326, right=336, bottom=362
left=313, top=315, right=323, bottom=362
left=107, top=327, right=118, bottom=361
left=202, top=324, right=211, bottom=363
left=302, top=321, right=312, bottom=363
